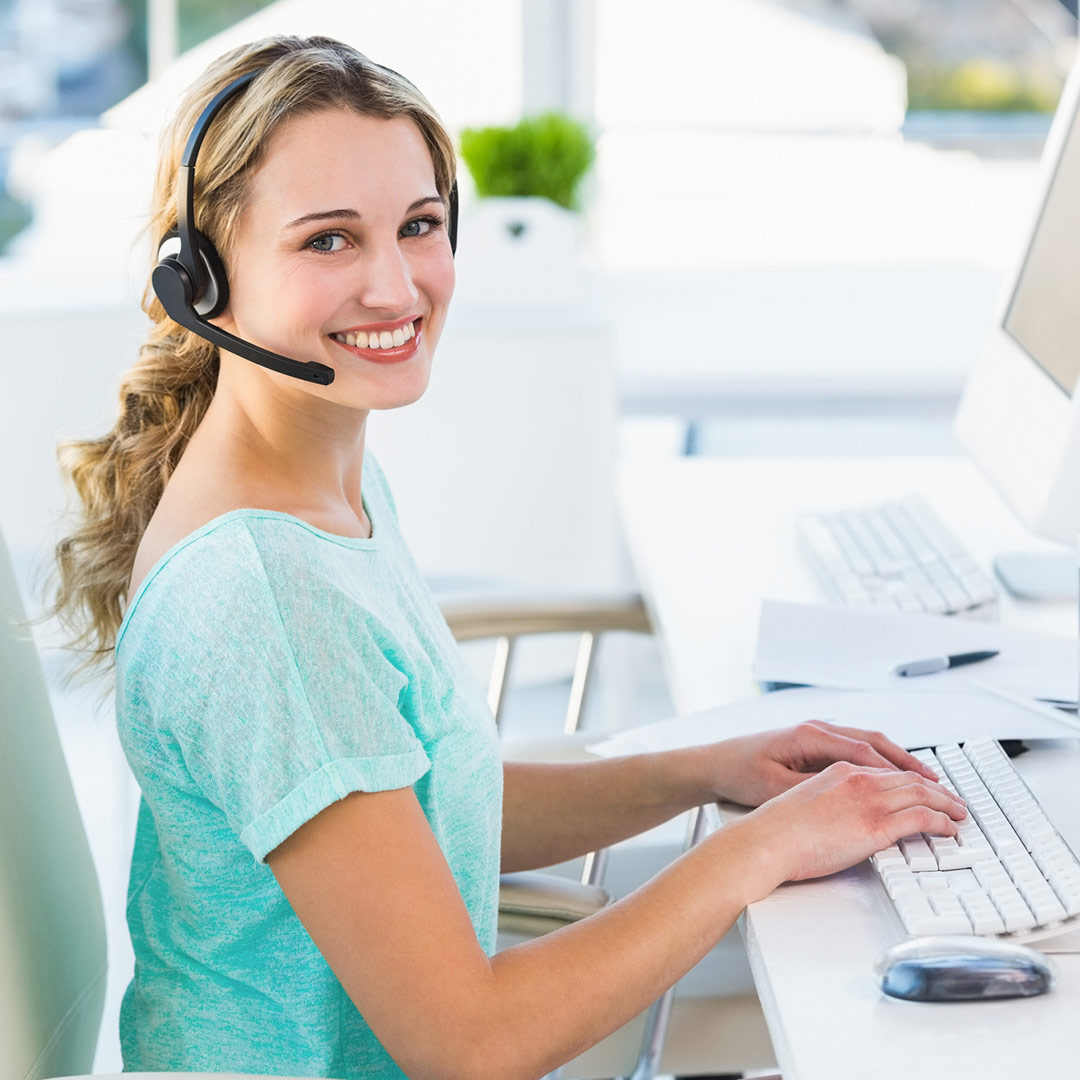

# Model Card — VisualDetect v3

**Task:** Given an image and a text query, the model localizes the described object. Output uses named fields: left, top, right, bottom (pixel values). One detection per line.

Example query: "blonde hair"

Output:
left=45, top=35, right=457, bottom=692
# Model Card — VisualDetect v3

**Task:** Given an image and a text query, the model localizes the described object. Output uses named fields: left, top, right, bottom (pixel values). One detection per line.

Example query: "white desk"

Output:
left=617, top=455, right=1080, bottom=1080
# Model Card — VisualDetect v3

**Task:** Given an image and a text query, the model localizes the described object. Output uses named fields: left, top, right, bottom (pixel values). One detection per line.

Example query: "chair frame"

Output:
left=441, top=590, right=702, bottom=1080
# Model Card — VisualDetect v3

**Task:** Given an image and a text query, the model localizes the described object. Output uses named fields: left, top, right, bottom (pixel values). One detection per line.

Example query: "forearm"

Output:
left=500, top=749, right=713, bottom=872
left=474, top=816, right=776, bottom=1080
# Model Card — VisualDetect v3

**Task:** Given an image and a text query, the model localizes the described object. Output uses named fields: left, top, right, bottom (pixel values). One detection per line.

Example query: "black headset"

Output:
left=152, top=67, right=459, bottom=387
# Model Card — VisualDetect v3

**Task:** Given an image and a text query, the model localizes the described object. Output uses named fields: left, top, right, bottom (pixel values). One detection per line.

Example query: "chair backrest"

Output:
left=0, top=526, right=106, bottom=1079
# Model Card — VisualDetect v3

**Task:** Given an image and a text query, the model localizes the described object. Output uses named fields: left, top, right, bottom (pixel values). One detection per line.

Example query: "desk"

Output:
left=617, top=455, right=1080, bottom=1080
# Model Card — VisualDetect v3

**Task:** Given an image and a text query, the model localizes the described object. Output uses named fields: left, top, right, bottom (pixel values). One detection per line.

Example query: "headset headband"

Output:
left=173, top=70, right=259, bottom=300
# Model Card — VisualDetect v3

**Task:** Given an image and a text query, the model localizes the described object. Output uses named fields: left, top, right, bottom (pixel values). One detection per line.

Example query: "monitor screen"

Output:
left=1004, top=92, right=1080, bottom=398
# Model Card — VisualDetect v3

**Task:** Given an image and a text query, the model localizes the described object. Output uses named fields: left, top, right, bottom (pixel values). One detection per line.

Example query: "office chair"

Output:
left=441, top=592, right=776, bottom=1080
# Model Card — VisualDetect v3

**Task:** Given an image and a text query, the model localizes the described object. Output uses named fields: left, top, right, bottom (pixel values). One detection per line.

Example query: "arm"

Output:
left=501, top=749, right=717, bottom=872
left=501, top=719, right=944, bottom=872
left=269, top=756, right=965, bottom=1080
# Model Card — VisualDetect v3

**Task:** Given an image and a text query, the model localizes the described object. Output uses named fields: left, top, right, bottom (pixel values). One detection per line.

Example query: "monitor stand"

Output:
left=993, top=551, right=1079, bottom=601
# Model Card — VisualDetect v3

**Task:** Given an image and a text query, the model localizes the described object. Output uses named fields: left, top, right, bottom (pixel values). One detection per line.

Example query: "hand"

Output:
left=736, top=759, right=967, bottom=893
left=703, top=719, right=943, bottom=808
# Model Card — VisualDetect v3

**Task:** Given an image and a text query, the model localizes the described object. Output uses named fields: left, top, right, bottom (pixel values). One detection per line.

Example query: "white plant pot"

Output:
left=452, top=195, right=588, bottom=308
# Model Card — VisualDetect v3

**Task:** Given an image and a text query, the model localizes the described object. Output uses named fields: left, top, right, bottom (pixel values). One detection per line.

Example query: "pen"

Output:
left=892, top=650, right=1000, bottom=678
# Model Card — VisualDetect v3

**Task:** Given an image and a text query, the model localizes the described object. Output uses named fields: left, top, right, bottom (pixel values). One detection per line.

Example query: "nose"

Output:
left=356, top=234, right=420, bottom=315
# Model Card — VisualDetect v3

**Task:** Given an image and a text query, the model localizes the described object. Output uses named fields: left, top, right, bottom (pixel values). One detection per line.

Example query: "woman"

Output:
left=51, top=35, right=965, bottom=1080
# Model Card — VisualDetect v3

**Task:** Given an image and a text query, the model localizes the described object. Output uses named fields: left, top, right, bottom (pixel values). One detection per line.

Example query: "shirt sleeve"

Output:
left=123, top=523, right=430, bottom=862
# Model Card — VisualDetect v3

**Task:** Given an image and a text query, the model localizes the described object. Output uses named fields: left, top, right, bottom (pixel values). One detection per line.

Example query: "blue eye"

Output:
left=401, top=215, right=444, bottom=238
left=308, top=232, right=347, bottom=253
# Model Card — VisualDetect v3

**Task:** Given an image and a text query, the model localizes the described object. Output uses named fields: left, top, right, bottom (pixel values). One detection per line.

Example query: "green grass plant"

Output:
left=459, top=113, right=595, bottom=211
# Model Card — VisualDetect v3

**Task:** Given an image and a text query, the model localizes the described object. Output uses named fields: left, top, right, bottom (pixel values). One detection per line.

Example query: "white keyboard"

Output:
left=796, top=495, right=999, bottom=616
left=871, top=737, right=1080, bottom=944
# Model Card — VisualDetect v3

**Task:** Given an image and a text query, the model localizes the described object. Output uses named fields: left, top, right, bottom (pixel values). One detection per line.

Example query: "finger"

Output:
left=883, top=778, right=967, bottom=820
left=806, top=721, right=938, bottom=780
left=888, top=805, right=961, bottom=839
left=838, top=766, right=967, bottom=815
left=795, top=726, right=897, bottom=773
left=788, top=761, right=903, bottom=789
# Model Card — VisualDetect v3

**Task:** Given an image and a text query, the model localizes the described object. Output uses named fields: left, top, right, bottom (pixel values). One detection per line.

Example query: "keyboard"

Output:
left=796, top=495, right=999, bottom=616
left=871, top=737, right=1080, bottom=944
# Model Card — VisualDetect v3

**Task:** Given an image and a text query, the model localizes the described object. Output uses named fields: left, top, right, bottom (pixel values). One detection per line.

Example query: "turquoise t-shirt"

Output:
left=113, top=455, right=503, bottom=1078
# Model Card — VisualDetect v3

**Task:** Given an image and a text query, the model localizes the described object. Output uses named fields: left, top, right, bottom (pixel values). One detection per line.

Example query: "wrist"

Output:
left=716, top=811, right=789, bottom=902
left=656, top=744, right=725, bottom=809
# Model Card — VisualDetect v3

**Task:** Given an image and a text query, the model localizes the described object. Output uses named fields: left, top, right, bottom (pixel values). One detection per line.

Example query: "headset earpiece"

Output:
left=155, top=229, right=229, bottom=318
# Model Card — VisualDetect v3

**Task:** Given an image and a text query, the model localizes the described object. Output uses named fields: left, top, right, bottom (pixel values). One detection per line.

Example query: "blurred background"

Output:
left=0, top=0, right=1075, bottom=1073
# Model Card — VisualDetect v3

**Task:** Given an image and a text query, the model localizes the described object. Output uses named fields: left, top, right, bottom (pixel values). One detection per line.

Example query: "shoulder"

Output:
left=118, top=508, right=390, bottom=671
left=119, top=514, right=271, bottom=652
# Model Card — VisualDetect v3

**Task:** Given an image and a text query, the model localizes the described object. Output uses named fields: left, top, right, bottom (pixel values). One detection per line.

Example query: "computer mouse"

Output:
left=875, top=936, right=1057, bottom=1002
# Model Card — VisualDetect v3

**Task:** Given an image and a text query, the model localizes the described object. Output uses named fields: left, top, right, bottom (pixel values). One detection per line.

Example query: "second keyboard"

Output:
left=796, top=495, right=999, bottom=616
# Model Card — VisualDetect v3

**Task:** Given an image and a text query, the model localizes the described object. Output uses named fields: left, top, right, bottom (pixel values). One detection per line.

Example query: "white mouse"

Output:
left=875, top=936, right=1057, bottom=1002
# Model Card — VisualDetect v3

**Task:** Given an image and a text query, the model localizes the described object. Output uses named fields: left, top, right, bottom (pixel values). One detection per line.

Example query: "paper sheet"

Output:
left=753, top=601, right=1078, bottom=702
left=589, top=686, right=1080, bottom=759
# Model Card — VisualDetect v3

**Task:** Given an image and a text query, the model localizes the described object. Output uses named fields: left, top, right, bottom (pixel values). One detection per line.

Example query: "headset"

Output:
left=152, top=67, right=459, bottom=387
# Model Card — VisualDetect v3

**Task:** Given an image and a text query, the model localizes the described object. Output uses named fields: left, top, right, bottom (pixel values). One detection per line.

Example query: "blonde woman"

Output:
left=51, top=35, right=965, bottom=1080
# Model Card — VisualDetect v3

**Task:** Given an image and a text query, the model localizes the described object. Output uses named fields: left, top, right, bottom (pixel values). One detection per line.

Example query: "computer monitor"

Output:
left=954, top=54, right=1080, bottom=569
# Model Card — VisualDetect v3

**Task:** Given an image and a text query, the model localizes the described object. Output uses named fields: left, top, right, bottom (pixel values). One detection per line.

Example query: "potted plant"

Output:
left=454, top=112, right=596, bottom=306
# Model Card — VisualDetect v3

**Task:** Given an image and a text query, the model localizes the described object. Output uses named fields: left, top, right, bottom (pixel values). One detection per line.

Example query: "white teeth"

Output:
left=335, top=323, right=417, bottom=348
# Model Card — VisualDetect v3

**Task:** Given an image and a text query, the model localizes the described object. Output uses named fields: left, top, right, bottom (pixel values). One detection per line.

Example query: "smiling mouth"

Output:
left=331, top=318, right=420, bottom=351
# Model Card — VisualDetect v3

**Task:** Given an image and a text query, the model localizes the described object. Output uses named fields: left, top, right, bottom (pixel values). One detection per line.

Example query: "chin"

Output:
left=349, top=368, right=432, bottom=412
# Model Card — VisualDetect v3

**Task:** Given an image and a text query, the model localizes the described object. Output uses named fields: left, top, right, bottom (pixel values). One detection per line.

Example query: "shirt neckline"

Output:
left=116, top=505, right=378, bottom=652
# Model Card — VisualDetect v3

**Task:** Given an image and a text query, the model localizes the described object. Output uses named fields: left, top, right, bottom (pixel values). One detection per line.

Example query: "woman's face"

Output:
left=215, top=107, right=455, bottom=412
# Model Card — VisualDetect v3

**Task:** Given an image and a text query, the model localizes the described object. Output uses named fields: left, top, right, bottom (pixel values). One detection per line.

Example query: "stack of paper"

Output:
left=753, top=601, right=1077, bottom=703
left=590, top=602, right=1080, bottom=759
left=589, top=686, right=1080, bottom=759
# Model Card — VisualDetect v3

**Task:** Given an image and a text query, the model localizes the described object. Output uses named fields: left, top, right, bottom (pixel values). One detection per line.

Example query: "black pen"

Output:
left=892, top=650, right=1000, bottom=678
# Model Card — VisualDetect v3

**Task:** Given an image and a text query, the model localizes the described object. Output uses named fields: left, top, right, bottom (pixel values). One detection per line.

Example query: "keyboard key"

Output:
left=871, top=846, right=906, bottom=869
left=944, top=869, right=982, bottom=894
left=900, top=836, right=937, bottom=872
left=918, top=872, right=951, bottom=893
left=958, top=892, right=1006, bottom=934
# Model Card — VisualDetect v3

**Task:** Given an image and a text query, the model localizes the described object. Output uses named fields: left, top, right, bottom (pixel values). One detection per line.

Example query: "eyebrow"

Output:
left=284, top=196, right=444, bottom=230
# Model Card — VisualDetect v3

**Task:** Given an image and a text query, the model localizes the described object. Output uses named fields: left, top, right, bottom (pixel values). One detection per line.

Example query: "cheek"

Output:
left=429, top=251, right=455, bottom=302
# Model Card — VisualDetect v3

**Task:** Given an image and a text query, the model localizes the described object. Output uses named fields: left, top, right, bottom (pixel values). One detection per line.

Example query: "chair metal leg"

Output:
left=581, top=845, right=609, bottom=888
left=487, top=635, right=515, bottom=729
left=565, top=630, right=597, bottom=734
left=619, top=805, right=710, bottom=1080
